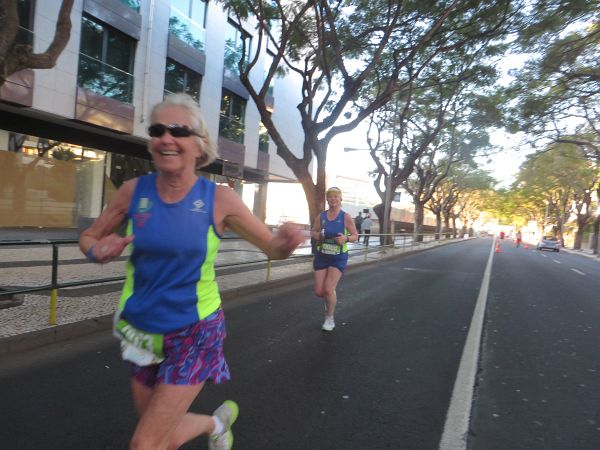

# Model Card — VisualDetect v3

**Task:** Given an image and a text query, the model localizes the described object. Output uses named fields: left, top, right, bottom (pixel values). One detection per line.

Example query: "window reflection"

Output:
left=164, top=59, right=201, bottom=101
left=169, top=0, right=207, bottom=52
left=219, top=90, right=246, bottom=144
left=15, top=0, right=34, bottom=45
left=118, top=0, right=141, bottom=12
left=0, top=130, right=153, bottom=229
left=224, top=21, right=251, bottom=77
left=77, top=16, right=135, bottom=103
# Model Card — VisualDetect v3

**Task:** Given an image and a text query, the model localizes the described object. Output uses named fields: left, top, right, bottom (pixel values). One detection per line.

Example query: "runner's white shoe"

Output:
left=321, top=317, right=335, bottom=331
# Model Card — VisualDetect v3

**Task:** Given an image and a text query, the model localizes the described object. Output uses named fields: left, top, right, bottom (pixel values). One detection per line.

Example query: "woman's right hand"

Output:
left=90, top=233, right=135, bottom=264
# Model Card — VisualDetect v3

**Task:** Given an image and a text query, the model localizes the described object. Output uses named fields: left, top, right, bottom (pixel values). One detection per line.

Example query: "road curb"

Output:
left=0, top=273, right=319, bottom=356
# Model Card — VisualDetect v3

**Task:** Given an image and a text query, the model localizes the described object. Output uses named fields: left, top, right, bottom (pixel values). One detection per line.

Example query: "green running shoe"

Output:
left=209, top=400, right=239, bottom=450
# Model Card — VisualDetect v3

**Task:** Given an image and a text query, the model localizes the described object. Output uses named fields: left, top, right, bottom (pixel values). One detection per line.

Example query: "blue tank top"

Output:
left=118, top=173, right=222, bottom=333
left=317, top=210, right=348, bottom=256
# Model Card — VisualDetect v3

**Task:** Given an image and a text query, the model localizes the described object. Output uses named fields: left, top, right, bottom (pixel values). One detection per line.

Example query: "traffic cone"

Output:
left=495, top=243, right=501, bottom=253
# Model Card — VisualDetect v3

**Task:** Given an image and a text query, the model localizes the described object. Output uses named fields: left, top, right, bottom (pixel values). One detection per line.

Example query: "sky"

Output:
left=327, top=52, right=535, bottom=190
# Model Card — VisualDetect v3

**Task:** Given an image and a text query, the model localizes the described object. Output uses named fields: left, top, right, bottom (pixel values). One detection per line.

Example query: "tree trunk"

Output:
left=435, top=212, right=442, bottom=240
left=556, top=217, right=565, bottom=248
left=413, top=202, right=425, bottom=242
left=573, top=215, right=588, bottom=250
left=372, top=203, right=385, bottom=245
left=1, top=0, right=75, bottom=87
left=443, top=215, right=451, bottom=238
left=592, top=214, right=600, bottom=255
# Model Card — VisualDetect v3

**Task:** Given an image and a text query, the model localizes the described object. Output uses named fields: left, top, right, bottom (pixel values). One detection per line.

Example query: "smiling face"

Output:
left=149, top=105, right=203, bottom=175
left=326, top=191, right=342, bottom=209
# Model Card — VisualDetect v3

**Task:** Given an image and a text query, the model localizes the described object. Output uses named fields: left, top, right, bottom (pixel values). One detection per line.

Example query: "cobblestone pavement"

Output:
left=0, top=234, right=415, bottom=343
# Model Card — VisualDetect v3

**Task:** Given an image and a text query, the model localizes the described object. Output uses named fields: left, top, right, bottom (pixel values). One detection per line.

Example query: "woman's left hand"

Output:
left=335, top=233, right=348, bottom=245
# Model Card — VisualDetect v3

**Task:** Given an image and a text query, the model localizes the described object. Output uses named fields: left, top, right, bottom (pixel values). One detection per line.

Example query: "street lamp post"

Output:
left=344, top=146, right=393, bottom=247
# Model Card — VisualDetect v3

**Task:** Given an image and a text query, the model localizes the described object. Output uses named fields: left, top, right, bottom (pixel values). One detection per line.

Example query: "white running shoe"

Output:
left=321, top=316, right=335, bottom=331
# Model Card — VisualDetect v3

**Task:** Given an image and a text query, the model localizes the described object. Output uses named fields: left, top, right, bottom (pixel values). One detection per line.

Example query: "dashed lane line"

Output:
left=571, top=268, right=585, bottom=276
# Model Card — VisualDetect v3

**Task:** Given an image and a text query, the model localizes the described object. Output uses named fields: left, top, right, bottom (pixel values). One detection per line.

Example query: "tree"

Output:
left=447, top=169, right=496, bottom=237
left=515, top=142, right=597, bottom=248
left=360, top=5, right=511, bottom=241
left=506, top=2, right=599, bottom=147
left=428, top=164, right=497, bottom=239
left=217, top=0, right=521, bottom=224
left=0, top=0, right=74, bottom=87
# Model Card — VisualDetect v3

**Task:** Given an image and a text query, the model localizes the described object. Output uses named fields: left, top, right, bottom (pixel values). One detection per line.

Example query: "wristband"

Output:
left=86, top=245, right=99, bottom=263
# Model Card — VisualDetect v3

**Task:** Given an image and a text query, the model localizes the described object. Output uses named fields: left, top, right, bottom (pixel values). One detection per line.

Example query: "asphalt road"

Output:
left=0, top=238, right=598, bottom=450
left=469, top=240, right=600, bottom=450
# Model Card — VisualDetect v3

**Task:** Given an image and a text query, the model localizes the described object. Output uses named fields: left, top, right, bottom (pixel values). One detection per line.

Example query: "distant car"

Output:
left=537, top=237, right=560, bottom=252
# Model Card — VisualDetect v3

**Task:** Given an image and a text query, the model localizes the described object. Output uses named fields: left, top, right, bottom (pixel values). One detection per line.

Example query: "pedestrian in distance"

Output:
left=79, top=93, right=305, bottom=450
left=361, top=214, right=373, bottom=246
left=311, top=187, right=358, bottom=331
left=354, top=213, right=363, bottom=237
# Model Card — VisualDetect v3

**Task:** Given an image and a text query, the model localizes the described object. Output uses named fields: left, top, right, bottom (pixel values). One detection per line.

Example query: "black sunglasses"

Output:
left=148, top=123, right=201, bottom=138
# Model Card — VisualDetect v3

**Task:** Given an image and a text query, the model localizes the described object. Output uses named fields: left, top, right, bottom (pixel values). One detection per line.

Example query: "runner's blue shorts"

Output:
left=313, top=252, right=348, bottom=273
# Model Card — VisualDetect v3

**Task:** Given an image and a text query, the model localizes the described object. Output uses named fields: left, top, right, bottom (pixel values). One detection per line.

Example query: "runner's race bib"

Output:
left=114, top=317, right=165, bottom=366
left=320, top=240, right=342, bottom=255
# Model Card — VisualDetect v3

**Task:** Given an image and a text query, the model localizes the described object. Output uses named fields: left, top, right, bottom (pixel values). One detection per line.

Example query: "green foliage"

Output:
left=216, top=0, right=535, bottom=222
left=505, top=1, right=599, bottom=143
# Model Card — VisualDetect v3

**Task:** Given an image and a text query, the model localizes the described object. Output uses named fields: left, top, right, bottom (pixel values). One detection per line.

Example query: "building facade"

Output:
left=0, top=0, right=306, bottom=231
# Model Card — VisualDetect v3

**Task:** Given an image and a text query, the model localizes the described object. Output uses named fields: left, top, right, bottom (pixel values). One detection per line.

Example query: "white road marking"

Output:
left=553, top=259, right=561, bottom=264
left=571, top=268, right=585, bottom=276
left=438, top=238, right=496, bottom=450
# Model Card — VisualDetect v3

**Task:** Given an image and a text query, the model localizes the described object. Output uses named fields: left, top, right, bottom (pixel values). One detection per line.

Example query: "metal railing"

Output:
left=0, top=233, right=458, bottom=325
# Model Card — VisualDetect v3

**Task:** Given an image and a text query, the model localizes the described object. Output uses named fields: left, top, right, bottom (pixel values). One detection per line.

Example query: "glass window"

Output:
left=171, top=0, right=189, bottom=14
left=106, top=29, right=133, bottom=72
left=0, top=132, right=110, bottom=229
left=77, top=15, right=135, bottom=104
left=117, top=0, right=141, bottom=12
left=164, top=59, right=201, bottom=101
left=224, top=21, right=251, bottom=77
left=259, top=123, right=269, bottom=153
left=80, top=17, right=104, bottom=60
left=16, top=0, right=35, bottom=45
left=219, top=89, right=246, bottom=144
left=190, top=0, right=207, bottom=27
left=169, top=0, right=207, bottom=52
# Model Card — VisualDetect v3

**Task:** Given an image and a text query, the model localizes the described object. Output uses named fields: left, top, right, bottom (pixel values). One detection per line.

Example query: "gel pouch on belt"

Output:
left=114, top=318, right=165, bottom=366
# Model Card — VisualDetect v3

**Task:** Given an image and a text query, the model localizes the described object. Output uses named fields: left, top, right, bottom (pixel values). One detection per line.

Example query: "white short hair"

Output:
left=150, top=93, right=217, bottom=167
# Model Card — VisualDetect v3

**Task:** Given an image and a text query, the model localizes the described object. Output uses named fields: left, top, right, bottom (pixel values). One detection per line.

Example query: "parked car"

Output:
left=537, top=237, right=560, bottom=252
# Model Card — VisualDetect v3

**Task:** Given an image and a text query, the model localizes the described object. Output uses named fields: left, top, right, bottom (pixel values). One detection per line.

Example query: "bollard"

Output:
left=49, top=289, right=58, bottom=325
left=49, top=244, right=60, bottom=325
left=266, top=258, right=272, bottom=281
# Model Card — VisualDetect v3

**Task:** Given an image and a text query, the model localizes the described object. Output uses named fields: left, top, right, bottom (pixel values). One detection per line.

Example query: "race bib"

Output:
left=321, top=242, right=341, bottom=255
left=114, top=318, right=165, bottom=366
